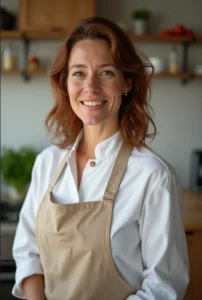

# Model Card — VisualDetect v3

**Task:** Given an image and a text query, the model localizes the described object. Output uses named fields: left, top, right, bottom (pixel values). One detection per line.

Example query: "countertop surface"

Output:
left=1, top=190, right=202, bottom=234
left=182, top=189, right=202, bottom=231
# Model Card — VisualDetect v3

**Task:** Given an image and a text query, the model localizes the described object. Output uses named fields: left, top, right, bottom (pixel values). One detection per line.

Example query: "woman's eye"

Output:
left=72, top=71, right=84, bottom=77
left=101, top=70, right=115, bottom=76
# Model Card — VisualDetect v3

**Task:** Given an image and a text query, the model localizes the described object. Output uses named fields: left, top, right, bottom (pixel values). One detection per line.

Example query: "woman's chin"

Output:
left=82, top=118, right=104, bottom=126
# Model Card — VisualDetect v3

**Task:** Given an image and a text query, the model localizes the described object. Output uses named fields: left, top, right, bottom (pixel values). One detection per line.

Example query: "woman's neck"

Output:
left=77, top=124, right=119, bottom=159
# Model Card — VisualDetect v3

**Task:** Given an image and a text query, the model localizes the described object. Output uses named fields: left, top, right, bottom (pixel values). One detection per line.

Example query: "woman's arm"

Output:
left=127, top=171, right=189, bottom=300
left=22, top=275, right=45, bottom=300
left=12, top=156, right=45, bottom=298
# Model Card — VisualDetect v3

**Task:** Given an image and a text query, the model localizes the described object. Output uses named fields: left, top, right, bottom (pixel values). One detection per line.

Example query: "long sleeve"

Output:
left=12, top=156, right=44, bottom=299
left=126, top=172, right=189, bottom=300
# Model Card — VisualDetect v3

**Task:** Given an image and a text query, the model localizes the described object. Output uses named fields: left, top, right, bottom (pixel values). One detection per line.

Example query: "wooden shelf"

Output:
left=3, top=70, right=201, bottom=80
left=152, top=72, right=191, bottom=79
left=128, top=33, right=193, bottom=43
left=194, top=74, right=202, bottom=78
left=1, top=69, right=48, bottom=76
left=26, top=69, right=49, bottom=76
left=152, top=73, right=202, bottom=79
left=195, top=36, right=202, bottom=44
left=0, top=30, right=21, bottom=39
left=1, top=69, right=22, bottom=75
left=1, top=69, right=50, bottom=76
left=1, top=31, right=202, bottom=44
left=25, top=30, right=68, bottom=40
left=0, top=29, right=68, bottom=40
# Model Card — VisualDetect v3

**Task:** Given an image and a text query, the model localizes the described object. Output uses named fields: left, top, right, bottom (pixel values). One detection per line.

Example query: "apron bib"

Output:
left=36, top=143, right=136, bottom=300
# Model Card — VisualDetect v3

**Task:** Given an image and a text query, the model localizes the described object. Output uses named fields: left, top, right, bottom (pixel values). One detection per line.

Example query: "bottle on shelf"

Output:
left=2, top=44, right=16, bottom=71
left=168, top=46, right=180, bottom=74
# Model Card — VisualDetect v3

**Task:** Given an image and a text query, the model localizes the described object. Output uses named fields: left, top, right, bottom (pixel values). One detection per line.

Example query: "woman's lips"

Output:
left=82, top=100, right=106, bottom=107
left=80, top=100, right=107, bottom=110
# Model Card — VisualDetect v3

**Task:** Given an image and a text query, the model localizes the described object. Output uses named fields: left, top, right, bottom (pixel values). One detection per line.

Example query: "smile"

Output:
left=81, top=101, right=106, bottom=107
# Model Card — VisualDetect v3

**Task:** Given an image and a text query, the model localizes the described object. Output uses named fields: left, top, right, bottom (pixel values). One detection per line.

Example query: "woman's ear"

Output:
left=124, top=78, right=132, bottom=94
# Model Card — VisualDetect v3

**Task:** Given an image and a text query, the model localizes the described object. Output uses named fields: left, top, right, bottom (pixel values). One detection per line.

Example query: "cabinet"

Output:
left=1, top=0, right=96, bottom=79
left=19, top=0, right=95, bottom=32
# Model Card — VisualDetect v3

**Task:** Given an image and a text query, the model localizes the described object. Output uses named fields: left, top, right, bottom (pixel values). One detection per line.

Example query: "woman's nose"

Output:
left=84, top=75, right=100, bottom=93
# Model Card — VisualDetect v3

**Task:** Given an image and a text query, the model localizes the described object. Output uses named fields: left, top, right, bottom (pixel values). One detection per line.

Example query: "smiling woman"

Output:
left=45, top=17, right=156, bottom=149
left=12, top=17, right=189, bottom=300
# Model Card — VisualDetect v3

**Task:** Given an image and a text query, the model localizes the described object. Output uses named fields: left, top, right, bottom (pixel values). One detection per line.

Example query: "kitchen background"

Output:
left=1, top=0, right=202, bottom=299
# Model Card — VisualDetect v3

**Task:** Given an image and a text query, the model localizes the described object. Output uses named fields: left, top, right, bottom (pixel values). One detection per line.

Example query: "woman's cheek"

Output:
left=67, top=81, right=81, bottom=96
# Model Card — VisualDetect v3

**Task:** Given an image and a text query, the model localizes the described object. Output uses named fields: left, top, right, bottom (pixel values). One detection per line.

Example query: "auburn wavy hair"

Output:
left=45, top=17, right=156, bottom=149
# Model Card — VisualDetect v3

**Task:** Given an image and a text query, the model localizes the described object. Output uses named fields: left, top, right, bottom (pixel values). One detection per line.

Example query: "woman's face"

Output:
left=67, top=38, right=130, bottom=128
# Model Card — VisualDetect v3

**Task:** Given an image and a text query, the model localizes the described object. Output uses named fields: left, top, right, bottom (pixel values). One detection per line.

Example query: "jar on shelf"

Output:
left=27, top=55, right=40, bottom=71
left=168, top=47, right=180, bottom=74
left=2, top=44, right=16, bottom=71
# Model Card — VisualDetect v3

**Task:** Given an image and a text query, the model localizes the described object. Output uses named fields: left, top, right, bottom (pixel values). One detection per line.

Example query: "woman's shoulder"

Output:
left=130, top=145, right=176, bottom=180
left=38, top=144, right=70, bottom=159
left=34, top=144, right=71, bottom=172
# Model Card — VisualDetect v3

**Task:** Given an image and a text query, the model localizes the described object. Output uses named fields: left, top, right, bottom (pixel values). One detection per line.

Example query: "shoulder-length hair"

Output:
left=45, top=17, right=156, bottom=149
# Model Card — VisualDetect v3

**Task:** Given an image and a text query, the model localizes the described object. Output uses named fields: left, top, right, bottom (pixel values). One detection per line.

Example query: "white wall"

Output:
left=1, top=0, right=202, bottom=188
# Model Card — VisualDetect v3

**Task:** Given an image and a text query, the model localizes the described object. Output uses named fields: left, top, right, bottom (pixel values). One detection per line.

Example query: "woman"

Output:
left=12, top=17, right=189, bottom=300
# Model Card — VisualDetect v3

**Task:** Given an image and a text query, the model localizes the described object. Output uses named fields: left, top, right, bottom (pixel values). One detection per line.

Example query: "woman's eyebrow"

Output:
left=99, top=63, right=116, bottom=68
left=69, top=64, right=87, bottom=70
left=69, top=63, right=116, bottom=70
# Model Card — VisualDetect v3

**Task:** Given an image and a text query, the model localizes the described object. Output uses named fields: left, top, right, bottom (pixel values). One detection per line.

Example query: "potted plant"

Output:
left=1, top=146, right=38, bottom=203
left=132, top=9, right=150, bottom=35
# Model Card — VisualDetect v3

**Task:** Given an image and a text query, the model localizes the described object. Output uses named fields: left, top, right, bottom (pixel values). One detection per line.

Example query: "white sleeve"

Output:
left=127, top=172, right=189, bottom=300
left=12, top=156, right=44, bottom=299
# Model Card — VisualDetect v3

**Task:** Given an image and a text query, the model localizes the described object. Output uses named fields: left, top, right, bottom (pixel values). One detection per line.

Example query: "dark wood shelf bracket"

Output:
left=21, top=33, right=30, bottom=81
left=181, top=41, right=192, bottom=85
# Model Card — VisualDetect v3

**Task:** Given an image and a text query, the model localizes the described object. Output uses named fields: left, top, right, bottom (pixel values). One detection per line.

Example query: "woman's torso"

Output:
left=31, top=132, right=172, bottom=290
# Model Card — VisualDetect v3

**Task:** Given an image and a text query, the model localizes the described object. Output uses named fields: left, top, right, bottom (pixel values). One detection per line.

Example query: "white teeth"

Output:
left=83, top=101, right=103, bottom=107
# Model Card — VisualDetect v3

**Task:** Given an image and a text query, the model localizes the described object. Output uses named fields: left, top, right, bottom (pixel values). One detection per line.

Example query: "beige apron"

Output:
left=36, top=143, right=136, bottom=300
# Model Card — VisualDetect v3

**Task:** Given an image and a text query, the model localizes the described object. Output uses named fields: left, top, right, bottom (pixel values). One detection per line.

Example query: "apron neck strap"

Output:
left=103, top=143, right=133, bottom=202
left=47, top=151, right=69, bottom=193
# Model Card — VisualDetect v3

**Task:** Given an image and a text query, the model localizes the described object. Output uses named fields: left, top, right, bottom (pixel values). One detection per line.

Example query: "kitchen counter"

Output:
left=1, top=222, right=18, bottom=234
left=182, top=189, right=202, bottom=232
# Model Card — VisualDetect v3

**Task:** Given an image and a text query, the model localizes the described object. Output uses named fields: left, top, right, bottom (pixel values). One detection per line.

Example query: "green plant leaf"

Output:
left=132, top=9, right=150, bottom=20
left=1, top=146, right=38, bottom=193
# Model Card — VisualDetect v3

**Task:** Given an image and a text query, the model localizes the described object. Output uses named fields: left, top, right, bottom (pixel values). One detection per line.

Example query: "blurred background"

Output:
left=1, top=0, right=202, bottom=299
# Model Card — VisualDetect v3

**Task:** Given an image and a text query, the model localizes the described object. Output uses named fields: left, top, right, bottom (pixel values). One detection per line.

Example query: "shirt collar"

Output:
left=68, top=129, right=122, bottom=160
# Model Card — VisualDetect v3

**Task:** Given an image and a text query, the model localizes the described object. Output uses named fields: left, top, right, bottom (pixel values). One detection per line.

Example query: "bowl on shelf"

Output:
left=194, top=64, right=202, bottom=75
left=148, top=57, right=165, bottom=74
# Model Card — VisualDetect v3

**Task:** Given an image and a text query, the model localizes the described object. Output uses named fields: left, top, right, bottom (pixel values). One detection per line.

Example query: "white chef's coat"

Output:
left=12, top=131, right=189, bottom=300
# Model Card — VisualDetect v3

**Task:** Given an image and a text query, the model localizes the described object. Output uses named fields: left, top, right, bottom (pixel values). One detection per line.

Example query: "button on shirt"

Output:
left=90, top=161, right=96, bottom=167
left=12, top=131, right=189, bottom=300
